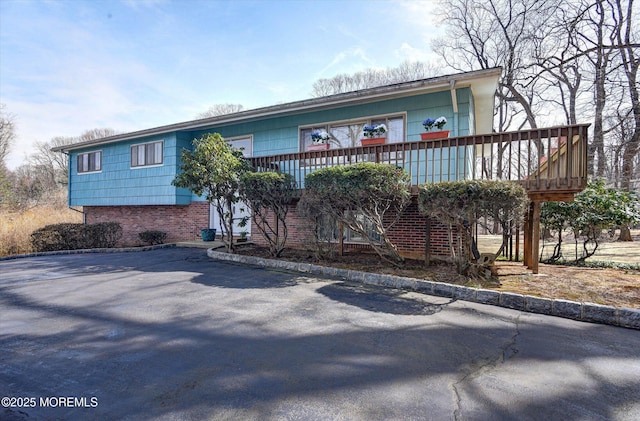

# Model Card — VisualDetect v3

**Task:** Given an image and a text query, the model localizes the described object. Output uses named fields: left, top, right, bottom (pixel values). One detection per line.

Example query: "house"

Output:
left=54, top=67, right=589, bottom=273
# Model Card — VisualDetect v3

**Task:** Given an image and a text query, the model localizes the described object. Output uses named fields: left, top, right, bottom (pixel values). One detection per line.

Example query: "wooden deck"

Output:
left=249, top=124, right=590, bottom=273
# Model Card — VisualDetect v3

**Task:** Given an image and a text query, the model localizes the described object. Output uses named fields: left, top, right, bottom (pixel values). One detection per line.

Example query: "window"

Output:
left=77, top=151, right=101, bottom=173
left=226, top=136, right=252, bottom=157
left=316, top=213, right=381, bottom=244
left=131, top=141, right=163, bottom=167
left=300, top=115, right=405, bottom=151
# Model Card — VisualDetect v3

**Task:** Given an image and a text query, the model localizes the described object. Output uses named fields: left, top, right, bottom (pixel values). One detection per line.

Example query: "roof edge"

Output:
left=53, top=67, right=502, bottom=152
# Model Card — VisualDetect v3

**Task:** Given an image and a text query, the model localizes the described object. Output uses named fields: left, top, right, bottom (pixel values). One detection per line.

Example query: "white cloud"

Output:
left=317, top=47, right=373, bottom=78
left=393, top=0, right=445, bottom=28
left=1, top=0, right=449, bottom=170
left=395, top=43, right=431, bottom=62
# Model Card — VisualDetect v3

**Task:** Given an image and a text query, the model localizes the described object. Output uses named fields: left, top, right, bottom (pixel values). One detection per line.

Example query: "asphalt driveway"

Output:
left=1, top=247, right=639, bottom=420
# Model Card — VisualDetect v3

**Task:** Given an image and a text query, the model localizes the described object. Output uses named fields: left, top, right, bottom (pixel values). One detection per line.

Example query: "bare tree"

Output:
left=610, top=0, right=640, bottom=240
left=29, top=128, right=119, bottom=187
left=2, top=128, right=119, bottom=210
left=534, top=3, right=591, bottom=126
left=196, top=104, right=244, bottom=119
left=613, top=0, right=640, bottom=192
left=566, top=0, right=623, bottom=177
left=310, top=60, right=439, bottom=97
left=77, top=128, right=120, bottom=142
left=605, top=108, right=635, bottom=185
left=435, top=0, right=638, bottom=187
left=434, top=0, right=565, bottom=132
left=30, top=137, right=75, bottom=187
left=0, top=104, right=15, bottom=167
left=6, top=163, right=60, bottom=209
left=0, top=104, right=16, bottom=206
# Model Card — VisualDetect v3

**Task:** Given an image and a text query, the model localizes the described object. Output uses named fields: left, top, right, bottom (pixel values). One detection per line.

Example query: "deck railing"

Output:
left=249, top=124, right=589, bottom=199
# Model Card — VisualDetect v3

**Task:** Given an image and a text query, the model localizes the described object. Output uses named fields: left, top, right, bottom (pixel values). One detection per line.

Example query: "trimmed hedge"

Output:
left=301, top=162, right=410, bottom=264
left=138, top=230, right=167, bottom=245
left=31, top=222, right=123, bottom=252
left=240, top=171, right=296, bottom=257
left=418, top=180, right=528, bottom=275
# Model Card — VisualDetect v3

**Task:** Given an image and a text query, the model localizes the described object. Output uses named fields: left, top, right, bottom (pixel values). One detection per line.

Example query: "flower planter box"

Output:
left=361, top=137, right=386, bottom=146
left=306, top=143, right=330, bottom=151
left=420, top=130, right=450, bottom=140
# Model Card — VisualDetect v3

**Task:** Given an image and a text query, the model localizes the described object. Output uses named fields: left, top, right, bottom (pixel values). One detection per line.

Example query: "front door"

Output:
left=210, top=136, right=252, bottom=238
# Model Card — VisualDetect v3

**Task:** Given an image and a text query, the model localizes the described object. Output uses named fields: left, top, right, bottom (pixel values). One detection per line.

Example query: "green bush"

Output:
left=541, top=179, right=640, bottom=263
left=300, top=162, right=410, bottom=264
left=138, top=230, right=167, bottom=245
left=30, top=222, right=122, bottom=252
left=240, top=171, right=296, bottom=257
left=418, top=180, right=528, bottom=275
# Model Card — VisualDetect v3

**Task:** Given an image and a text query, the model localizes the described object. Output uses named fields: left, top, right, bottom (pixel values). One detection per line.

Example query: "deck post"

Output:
left=424, top=217, right=431, bottom=266
left=523, top=203, right=532, bottom=268
left=531, top=201, right=541, bottom=274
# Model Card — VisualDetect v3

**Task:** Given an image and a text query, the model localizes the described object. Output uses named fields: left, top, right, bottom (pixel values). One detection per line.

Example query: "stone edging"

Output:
left=0, top=244, right=176, bottom=261
left=207, top=249, right=640, bottom=330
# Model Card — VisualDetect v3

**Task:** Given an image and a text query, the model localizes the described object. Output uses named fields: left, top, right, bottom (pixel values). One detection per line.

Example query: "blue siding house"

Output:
left=55, top=68, right=502, bottom=251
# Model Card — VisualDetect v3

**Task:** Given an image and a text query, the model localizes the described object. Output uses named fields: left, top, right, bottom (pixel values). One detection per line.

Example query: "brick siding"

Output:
left=86, top=200, right=459, bottom=256
left=84, top=202, right=209, bottom=246
left=250, top=200, right=457, bottom=259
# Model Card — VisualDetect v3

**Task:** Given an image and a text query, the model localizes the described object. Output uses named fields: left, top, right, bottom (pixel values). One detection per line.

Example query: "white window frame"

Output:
left=131, top=140, right=164, bottom=169
left=316, top=213, right=382, bottom=245
left=77, top=150, right=102, bottom=174
left=299, top=113, right=407, bottom=151
left=225, top=135, right=253, bottom=157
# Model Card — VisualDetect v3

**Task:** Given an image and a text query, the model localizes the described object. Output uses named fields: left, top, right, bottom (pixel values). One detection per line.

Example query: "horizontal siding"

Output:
left=175, top=131, right=195, bottom=204
left=69, top=88, right=474, bottom=207
left=69, top=134, right=187, bottom=206
left=189, top=88, right=471, bottom=158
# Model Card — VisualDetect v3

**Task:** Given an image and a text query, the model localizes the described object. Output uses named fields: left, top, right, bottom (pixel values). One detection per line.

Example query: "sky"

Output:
left=0, top=0, right=444, bottom=169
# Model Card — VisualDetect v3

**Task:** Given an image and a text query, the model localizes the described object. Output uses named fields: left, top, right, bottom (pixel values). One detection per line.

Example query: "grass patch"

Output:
left=544, top=259, right=640, bottom=271
left=0, top=206, right=83, bottom=257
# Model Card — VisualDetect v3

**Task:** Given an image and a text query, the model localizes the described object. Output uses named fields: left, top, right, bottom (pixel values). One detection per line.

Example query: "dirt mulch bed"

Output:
left=235, top=244, right=640, bottom=310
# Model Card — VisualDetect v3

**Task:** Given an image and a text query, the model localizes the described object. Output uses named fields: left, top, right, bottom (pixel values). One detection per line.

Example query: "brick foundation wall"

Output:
left=250, top=200, right=457, bottom=259
left=386, top=201, right=453, bottom=259
left=249, top=206, right=316, bottom=250
left=84, top=202, right=209, bottom=246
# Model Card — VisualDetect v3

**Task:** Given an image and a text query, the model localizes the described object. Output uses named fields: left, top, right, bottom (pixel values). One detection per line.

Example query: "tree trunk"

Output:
left=616, top=0, right=639, bottom=238
left=590, top=0, right=609, bottom=178
left=618, top=224, right=632, bottom=241
left=226, top=199, right=234, bottom=252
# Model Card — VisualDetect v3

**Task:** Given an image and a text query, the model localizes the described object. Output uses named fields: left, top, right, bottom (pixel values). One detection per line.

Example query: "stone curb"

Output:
left=0, top=244, right=177, bottom=261
left=207, top=249, right=640, bottom=330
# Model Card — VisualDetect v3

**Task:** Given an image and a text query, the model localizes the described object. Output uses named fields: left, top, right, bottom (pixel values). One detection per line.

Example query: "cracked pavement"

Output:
left=1, top=248, right=639, bottom=420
